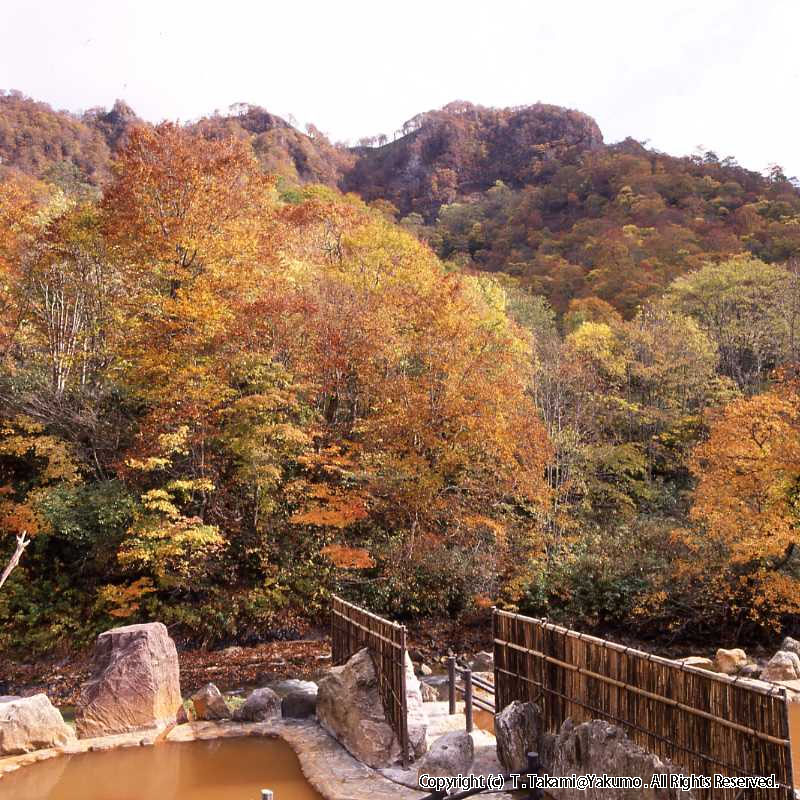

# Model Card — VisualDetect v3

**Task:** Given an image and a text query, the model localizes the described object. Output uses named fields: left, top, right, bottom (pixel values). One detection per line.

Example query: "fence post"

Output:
left=783, top=687, right=796, bottom=794
left=464, top=668, right=473, bottom=733
left=526, top=752, right=542, bottom=800
left=491, top=607, right=499, bottom=714
left=448, top=656, right=456, bottom=715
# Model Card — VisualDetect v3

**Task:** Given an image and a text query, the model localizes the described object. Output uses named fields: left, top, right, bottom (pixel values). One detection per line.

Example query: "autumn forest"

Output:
left=1, top=90, right=799, bottom=656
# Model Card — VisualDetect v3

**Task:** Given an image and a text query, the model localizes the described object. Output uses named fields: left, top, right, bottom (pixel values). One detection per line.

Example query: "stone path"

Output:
left=379, top=701, right=513, bottom=800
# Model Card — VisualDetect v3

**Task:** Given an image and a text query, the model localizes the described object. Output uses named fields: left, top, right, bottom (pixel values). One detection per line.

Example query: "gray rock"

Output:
left=418, top=731, right=474, bottom=778
left=416, top=662, right=433, bottom=677
left=738, top=663, right=762, bottom=679
left=270, top=679, right=318, bottom=698
left=781, top=636, right=800, bottom=658
left=495, top=700, right=541, bottom=773
left=761, top=650, right=800, bottom=682
left=544, top=718, right=693, bottom=799
left=234, top=687, right=281, bottom=722
left=75, top=622, right=182, bottom=738
left=470, top=651, right=494, bottom=672
left=0, top=694, right=76, bottom=755
left=190, top=683, right=231, bottom=720
left=282, top=686, right=317, bottom=718
left=317, top=647, right=427, bottom=768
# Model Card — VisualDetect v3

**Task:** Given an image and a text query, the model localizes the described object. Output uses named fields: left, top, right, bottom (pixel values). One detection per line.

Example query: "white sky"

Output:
left=2, top=0, right=799, bottom=177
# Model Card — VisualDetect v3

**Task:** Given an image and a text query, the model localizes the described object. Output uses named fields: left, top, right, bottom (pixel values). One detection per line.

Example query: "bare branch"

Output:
left=0, top=532, right=30, bottom=591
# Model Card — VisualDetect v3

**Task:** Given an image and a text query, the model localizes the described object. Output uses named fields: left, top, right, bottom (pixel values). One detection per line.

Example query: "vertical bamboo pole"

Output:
left=448, top=656, right=457, bottom=715
left=464, top=669, right=473, bottom=733
left=492, top=608, right=499, bottom=714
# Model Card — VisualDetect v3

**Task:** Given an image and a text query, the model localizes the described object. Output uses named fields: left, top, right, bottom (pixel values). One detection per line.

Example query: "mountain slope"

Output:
left=2, top=91, right=799, bottom=318
left=344, top=101, right=604, bottom=218
left=0, top=93, right=351, bottom=189
left=0, top=91, right=114, bottom=185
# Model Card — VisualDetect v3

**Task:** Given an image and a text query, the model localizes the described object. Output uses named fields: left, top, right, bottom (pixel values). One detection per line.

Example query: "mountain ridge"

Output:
left=3, top=89, right=799, bottom=318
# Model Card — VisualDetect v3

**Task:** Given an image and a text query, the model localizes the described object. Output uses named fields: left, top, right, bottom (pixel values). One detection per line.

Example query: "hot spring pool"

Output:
left=0, top=737, right=325, bottom=800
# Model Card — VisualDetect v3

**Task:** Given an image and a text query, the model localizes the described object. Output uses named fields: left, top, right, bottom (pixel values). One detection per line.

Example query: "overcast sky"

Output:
left=2, top=0, right=799, bottom=176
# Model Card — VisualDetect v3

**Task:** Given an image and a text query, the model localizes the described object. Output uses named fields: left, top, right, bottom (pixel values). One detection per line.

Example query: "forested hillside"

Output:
left=1, top=92, right=799, bottom=654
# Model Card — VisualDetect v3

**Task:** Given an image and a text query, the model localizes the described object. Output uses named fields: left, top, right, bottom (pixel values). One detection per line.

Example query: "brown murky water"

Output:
left=0, top=737, right=324, bottom=800
left=472, top=708, right=495, bottom=735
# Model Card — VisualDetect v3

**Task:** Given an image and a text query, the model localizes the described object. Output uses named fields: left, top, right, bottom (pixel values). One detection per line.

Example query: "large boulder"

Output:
left=75, top=622, right=182, bottom=738
left=762, top=650, right=800, bottom=682
left=317, top=647, right=427, bottom=768
left=544, top=719, right=693, bottom=800
left=495, top=700, right=541, bottom=772
left=191, top=683, right=231, bottom=720
left=714, top=648, right=747, bottom=675
left=418, top=731, right=474, bottom=778
left=234, top=687, right=281, bottom=722
left=0, top=694, right=76, bottom=755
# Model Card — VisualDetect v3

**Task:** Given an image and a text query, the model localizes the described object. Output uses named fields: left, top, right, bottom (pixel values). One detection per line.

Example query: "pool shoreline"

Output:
left=0, top=718, right=425, bottom=800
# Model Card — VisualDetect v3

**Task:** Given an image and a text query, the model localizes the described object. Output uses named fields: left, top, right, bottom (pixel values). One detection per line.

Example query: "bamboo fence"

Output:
left=331, top=595, right=410, bottom=765
left=493, top=609, right=793, bottom=799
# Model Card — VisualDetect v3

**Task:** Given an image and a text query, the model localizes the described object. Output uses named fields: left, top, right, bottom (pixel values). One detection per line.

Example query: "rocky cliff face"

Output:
left=343, top=101, right=604, bottom=218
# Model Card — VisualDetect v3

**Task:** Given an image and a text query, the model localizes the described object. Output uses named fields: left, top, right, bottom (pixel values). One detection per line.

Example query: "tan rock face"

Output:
left=714, top=648, right=747, bottom=675
left=677, top=656, right=714, bottom=670
left=75, top=622, right=182, bottom=738
left=0, top=694, right=76, bottom=755
left=317, top=647, right=428, bottom=768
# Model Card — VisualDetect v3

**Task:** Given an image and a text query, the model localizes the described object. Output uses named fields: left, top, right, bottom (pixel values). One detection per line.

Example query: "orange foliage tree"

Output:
left=681, top=377, right=800, bottom=633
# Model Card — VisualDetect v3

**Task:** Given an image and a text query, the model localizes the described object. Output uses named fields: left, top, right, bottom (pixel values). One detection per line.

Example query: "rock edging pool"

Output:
left=0, top=718, right=424, bottom=800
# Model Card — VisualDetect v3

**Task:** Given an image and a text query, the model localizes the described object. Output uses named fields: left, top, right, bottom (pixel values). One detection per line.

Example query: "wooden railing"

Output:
left=330, top=595, right=410, bottom=765
left=493, top=609, right=793, bottom=800
left=447, top=655, right=495, bottom=732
